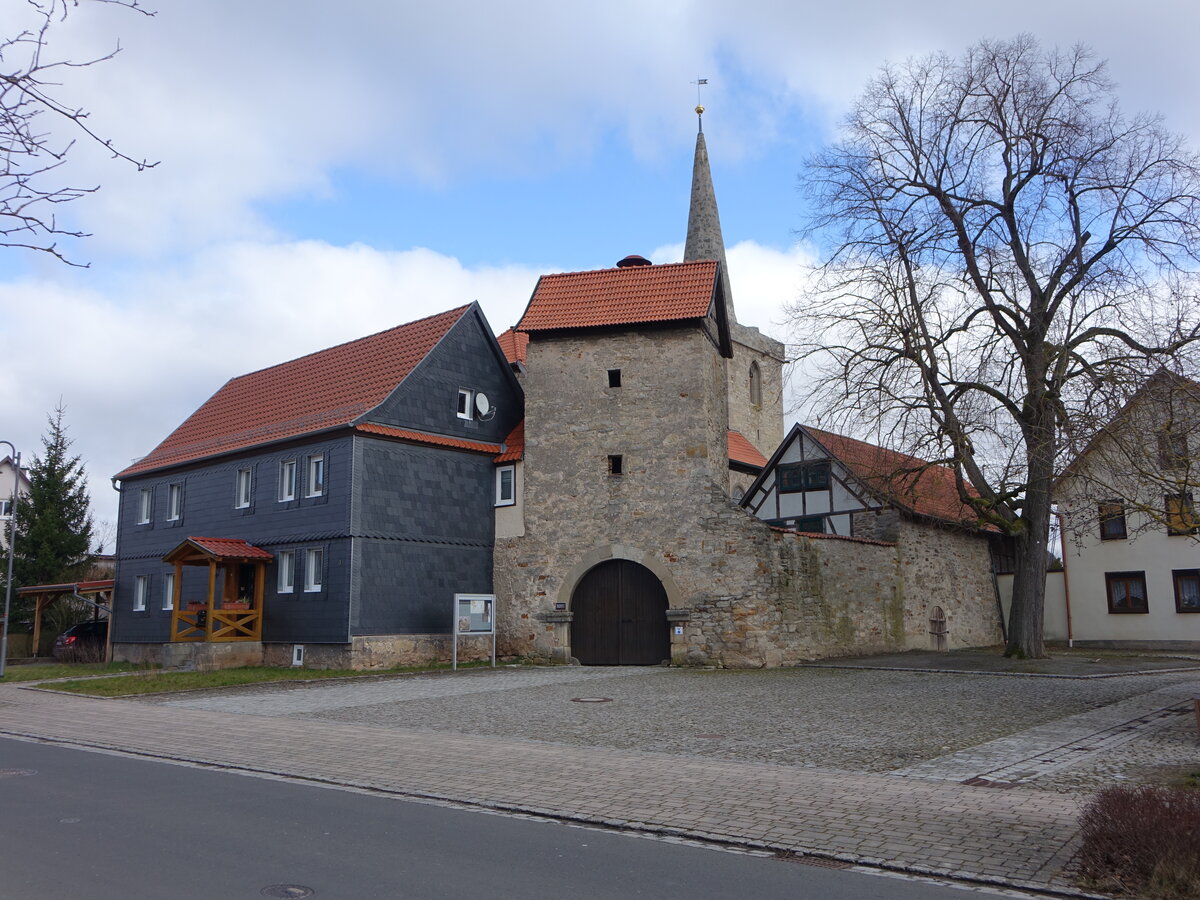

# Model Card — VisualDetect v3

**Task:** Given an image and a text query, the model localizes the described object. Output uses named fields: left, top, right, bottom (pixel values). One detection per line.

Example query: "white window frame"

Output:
left=304, top=548, right=323, bottom=593
left=138, top=488, right=152, bottom=524
left=162, top=571, right=175, bottom=611
left=277, top=550, right=295, bottom=594
left=495, top=465, right=516, bottom=507
left=457, top=389, right=474, bottom=420
left=279, top=459, right=296, bottom=502
left=235, top=468, right=252, bottom=509
left=134, top=575, right=148, bottom=612
left=0, top=498, right=11, bottom=518
left=166, top=483, right=182, bottom=521
left=306, top=454, right=325, bottom=498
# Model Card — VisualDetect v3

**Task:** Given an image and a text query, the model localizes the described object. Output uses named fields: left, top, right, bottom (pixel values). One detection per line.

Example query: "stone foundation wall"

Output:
left=115, top=634, right=497, bottom=671
left=262, top=634, right=494, bottom=669
left=112, top=641, right=265, bottom=669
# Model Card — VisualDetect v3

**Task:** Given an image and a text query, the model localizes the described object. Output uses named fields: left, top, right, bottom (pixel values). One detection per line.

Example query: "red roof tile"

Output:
left=354, top=423, right=501, bottom=455
left=117, top=306, right=472, bottom=478
left=517, top=261, right=718, bottom=333
left=494, top=420, right=524, bottom=463
left=805, top=426, right=986, bottom=527
left=727, top=429, right=767, bottom=469
left=496, top=328, right=528, bottom=365
left=183, top=537, right=275, bottom=561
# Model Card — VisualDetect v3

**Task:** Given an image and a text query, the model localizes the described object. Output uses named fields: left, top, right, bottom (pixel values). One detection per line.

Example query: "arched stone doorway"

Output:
left=571, top=559, right=669, bottom=665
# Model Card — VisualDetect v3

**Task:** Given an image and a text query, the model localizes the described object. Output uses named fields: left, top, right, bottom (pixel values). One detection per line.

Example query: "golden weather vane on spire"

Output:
left=691, top=77, right=708, bottom=129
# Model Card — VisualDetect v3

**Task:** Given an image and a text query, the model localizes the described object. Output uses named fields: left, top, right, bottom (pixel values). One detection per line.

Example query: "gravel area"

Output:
left=284, top=666, right=1200, bottom=773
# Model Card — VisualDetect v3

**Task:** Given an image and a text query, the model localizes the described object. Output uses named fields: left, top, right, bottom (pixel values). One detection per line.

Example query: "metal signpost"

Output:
left=0, top=443, right=20, bottom=679
left=452, top=593, right=496, bottom=670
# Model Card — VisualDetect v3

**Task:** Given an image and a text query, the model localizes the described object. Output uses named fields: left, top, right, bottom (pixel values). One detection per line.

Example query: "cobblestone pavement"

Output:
left=4, top=664, right=1199, bottom=894
left=157, top=665, right=1200, bottom=776
left=0, top=676, right=1083, bottom=893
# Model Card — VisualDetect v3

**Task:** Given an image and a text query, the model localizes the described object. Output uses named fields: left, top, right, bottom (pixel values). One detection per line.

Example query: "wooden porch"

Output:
left=164, top=537, right=274, bottom=643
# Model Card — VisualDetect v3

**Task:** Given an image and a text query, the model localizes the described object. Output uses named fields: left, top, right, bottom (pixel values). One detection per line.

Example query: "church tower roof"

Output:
left=683, top=107, right=735, bottom=321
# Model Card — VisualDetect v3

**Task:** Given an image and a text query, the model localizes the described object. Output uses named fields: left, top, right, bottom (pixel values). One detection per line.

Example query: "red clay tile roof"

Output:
left=494, top=420, right=524, bottom=463
left=805, top=426, right=986, bottom=527
left=727, top=429, right=767, bottom=469
left=354, top=423, right=501, bottom=455
left=116, top=306, right=472, bottom=478
left=517, top=260, right=719, bottom=333
left=180, top=537, right=275, bottom=561
left=496, top=328, right=528, bottom=365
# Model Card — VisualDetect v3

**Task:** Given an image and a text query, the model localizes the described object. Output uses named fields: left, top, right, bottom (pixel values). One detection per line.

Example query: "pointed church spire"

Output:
left=683, top=105, right=735, bottom=321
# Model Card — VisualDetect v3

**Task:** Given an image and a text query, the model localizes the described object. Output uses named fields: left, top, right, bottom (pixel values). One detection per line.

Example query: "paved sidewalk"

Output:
left=0, top=679, right=1083, bottom=893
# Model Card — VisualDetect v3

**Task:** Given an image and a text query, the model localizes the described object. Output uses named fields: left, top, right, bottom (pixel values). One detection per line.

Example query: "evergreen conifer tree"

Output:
left=8, top=407, right=94, bottom=618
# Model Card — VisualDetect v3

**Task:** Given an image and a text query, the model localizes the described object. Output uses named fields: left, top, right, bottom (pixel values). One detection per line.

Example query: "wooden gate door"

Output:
left=571, top=560, right=669, bottom=665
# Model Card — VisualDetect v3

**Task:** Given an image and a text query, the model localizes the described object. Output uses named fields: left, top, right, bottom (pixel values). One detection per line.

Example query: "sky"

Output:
left=2, top=0, right=1199, bottom=537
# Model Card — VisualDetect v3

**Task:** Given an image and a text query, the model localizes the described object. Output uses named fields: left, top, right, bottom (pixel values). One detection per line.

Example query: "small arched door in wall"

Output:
left=571, top=559, right=670, bottom=665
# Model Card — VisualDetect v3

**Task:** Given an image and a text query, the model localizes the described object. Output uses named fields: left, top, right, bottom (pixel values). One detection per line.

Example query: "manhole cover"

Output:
left=0, top=768, right=36, bottom=779
left=261, top=886, right=314, bottom=899
left=570, top=697, right=613, bottom=703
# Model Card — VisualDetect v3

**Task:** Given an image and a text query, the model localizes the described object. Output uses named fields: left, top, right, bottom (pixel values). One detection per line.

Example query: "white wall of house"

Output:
left=1058, top=507, right=1199, bottom=646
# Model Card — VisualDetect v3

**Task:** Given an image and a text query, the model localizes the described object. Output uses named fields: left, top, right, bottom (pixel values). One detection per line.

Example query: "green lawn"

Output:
left=0, top=662, right=140, bottom=683
left=40, top=659, right=504, bottom=697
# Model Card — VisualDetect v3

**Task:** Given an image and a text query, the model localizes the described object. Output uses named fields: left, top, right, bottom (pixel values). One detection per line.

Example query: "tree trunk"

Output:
left=1005, top=421, right=1055, bottom=658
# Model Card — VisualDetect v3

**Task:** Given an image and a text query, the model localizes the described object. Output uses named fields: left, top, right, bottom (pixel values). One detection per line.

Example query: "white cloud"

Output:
left=34, top=1, right=1199, bottom=257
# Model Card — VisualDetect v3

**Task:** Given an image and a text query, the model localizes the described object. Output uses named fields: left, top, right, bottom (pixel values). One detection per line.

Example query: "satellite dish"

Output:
left=475, top=393, right=495, bottom=420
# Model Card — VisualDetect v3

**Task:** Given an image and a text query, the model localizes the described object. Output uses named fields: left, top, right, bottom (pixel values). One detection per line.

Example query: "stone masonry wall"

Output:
left=493, top=320, right=1002, bottom=667
left=894, top=520, right=1004, bottom=650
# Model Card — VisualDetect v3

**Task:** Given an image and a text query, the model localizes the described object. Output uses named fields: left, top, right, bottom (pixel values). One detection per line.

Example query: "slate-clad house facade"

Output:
left=111, top=303, right=523, bottom=668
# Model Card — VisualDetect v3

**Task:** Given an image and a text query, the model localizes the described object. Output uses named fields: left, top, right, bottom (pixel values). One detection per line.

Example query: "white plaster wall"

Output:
left=1060, top=508, right=1199, bottom=644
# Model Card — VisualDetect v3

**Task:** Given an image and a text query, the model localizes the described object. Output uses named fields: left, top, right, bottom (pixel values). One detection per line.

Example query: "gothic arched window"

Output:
left=749, top=361, right=762, bottom=407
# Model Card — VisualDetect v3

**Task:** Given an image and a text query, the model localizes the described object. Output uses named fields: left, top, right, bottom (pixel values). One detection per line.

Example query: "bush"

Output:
left=1078, top=785, right=1200, bottom=899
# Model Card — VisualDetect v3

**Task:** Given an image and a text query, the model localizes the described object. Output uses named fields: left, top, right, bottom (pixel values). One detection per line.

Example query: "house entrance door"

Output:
left=570, top=560, right=669, bottom=665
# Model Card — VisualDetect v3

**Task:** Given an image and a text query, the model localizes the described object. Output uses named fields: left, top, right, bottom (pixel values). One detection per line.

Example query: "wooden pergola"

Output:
left=165, top=537, right=273, bottom=643
left=17, top=579, right=114, bottom=659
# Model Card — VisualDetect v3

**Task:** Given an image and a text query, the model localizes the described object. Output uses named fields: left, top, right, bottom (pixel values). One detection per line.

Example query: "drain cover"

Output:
left=0, top=768, right=36, bottom=779
left=261, top=886, right=314, bottom=898
left=570, top=697, right=613, bottom=703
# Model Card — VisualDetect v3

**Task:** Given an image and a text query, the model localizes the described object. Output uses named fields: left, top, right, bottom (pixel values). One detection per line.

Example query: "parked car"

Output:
left=52, top=619, right=109, bottom=661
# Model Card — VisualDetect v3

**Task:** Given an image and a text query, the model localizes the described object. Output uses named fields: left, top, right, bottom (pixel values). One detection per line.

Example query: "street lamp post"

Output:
left=0, top=441, right=20, bottom=679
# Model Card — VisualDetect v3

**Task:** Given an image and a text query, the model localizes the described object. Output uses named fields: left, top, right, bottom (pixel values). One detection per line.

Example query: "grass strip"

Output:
left=42, top=660, right=503, bottom=696
left=1, top=662, right=140, bottom=683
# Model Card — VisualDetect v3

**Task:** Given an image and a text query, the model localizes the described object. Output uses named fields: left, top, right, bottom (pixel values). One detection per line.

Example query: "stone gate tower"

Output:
left=493, top=111, right=788, bottom=665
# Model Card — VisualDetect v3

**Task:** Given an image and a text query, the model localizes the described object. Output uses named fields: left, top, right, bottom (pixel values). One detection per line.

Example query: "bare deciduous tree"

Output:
left=1, top=0, right=155, bottom=264
left=790, top=36, right=1200, bottom=658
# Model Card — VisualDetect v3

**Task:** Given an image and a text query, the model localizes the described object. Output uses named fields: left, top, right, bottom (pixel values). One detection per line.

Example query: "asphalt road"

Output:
left=0, top=737, right=1019, bottom=900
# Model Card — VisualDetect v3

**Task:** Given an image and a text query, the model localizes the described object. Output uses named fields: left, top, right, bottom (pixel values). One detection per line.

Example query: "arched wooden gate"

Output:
left=570, top=559, right=669, bottom=665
